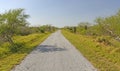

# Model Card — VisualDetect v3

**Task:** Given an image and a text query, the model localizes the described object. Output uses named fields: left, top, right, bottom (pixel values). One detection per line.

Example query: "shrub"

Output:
left=40, top=29, right=45, bottom=33
left=9, top=43, right=24, bottom=53
left=97, top=36, right=111, bottom=45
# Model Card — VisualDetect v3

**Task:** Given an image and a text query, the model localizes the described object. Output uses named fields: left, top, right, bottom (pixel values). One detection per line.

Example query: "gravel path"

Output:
left=12, top=30, right=97, bottom=71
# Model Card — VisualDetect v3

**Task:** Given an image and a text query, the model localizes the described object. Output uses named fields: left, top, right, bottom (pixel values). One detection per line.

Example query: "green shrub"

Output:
left=40, top=29, right=45, bottom=33
left=9, top=43, right=24, bottom=53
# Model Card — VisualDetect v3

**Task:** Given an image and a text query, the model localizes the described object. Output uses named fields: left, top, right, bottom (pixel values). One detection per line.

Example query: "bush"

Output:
left=9, top=43, right=24, bottom=53
left=40, top=29, right=45, bottom=33
left=97, top=36, right=111, bottom=45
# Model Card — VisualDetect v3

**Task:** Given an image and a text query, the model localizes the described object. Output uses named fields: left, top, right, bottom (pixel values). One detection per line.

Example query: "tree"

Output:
left=95, top=10, right=120, bottom=41
left=77, top=22, right=91, bottom=35
left=73, top=27, right=76, bottom=33
left=78, top=22, right=90, bottom=30
left=0, top=8, right=29, bottom=45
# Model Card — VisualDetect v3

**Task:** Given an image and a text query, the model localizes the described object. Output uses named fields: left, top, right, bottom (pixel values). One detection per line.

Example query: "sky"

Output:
left=0, top=0, right=120, bottom=27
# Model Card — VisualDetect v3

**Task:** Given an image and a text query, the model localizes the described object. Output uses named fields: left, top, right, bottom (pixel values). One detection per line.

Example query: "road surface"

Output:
left=12, top=30, right=97, bottom=71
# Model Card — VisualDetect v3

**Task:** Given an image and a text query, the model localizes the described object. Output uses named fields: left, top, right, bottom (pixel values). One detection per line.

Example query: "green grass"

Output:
left=62, top=30, right=120, bottom=71
left=0, top=33, right=50, bottom=71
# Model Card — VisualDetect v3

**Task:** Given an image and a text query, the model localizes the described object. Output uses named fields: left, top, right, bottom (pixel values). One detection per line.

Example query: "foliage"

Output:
left=16, top=26, right=32, bottom=35
left=64, top=10, right=120, bottom=38
left=39, top=25, right=57, bottom=33
left=62, top=9, right=120, bottom=71
left=0, top=8, right=29, bottom=45
left=63, top=26, right=77, bottom=33
left=9, top=43, right=24, bottom=53
left=0, top=33, right=50, bottom=71
left=0, top=8, right=54, bottom=71
left=29, top=25, right=57, bottom=34
left=78, top=22, right=90, bottom=30
left=94, top=10, right=120, bottom=37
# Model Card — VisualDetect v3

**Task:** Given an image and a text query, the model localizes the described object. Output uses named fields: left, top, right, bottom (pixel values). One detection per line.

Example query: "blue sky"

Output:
left=0, top=0, right=120, bottom=27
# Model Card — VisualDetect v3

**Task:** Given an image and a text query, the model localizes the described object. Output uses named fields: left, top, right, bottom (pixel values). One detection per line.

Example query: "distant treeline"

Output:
left=63, top=9, right=120, bottom=41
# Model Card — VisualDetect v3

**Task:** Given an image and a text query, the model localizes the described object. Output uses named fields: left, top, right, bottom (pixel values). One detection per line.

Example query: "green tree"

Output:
left=0, top=8, right=29, bottom=45
left=77, top=22, right=91, bottom=35
left=95, top=11, right=120, bottom=36
left=94, top=10, right=120, bottom=41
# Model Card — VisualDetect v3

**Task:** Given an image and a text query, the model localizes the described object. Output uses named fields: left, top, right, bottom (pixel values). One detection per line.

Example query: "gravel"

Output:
left=11, top=30, right=97, bottom=71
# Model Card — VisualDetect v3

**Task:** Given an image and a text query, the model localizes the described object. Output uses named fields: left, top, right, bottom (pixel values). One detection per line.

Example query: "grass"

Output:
left=62, top=30, right=120, bottom=71
left=0, top=33, right=50, bottom=71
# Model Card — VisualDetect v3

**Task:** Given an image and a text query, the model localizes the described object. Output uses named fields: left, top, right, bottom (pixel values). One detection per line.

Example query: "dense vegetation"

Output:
left=64, top=10, right=120, bottom=38
left=62, top=10, right=120, bottom=71
left=0, top=8, right=57, bottom=71
left=0, top=8, right=57, bottom=46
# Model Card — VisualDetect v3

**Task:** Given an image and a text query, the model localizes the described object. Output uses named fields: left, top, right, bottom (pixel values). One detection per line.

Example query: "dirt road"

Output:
left=12, top=30, right=97, bottom=71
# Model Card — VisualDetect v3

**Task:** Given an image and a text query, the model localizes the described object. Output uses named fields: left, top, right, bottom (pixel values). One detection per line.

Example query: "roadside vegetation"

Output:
left=62, top=10, right=120, bottom=71
left=0, top=8, right=57, bottom=71
left=0, top=33, right=50, bottom=71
